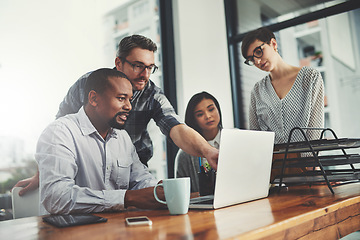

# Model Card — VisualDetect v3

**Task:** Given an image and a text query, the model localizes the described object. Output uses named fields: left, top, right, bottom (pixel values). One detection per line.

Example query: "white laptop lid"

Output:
left=190, top=129, right=275, bottom=209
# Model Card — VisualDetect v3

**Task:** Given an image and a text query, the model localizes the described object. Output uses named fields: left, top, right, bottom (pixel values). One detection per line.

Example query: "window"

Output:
left=225, top=0, right=360, bottom=140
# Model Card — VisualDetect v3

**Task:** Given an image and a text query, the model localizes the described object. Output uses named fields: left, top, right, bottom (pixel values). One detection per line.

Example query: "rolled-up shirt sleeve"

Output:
left=152, top=90, right=182, bottom=137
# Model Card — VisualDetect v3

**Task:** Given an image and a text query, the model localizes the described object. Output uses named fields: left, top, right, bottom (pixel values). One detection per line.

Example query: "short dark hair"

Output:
left=241, top=27, right=275, bottom=59
left=84, top=68, right=128, bottom=104
left=116, top=35, right=157, bottom=59
left=185, top=91, right=223, bottom=135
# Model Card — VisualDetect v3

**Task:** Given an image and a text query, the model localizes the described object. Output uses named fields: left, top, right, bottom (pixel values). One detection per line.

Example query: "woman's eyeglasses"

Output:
left=244, top=43, right=265, bottom=66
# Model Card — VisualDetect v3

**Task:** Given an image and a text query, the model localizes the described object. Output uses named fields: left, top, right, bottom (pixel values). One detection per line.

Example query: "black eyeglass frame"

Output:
left=244, top=43, right=266, bottom=66
left=122, top=58, right=159, bottom=74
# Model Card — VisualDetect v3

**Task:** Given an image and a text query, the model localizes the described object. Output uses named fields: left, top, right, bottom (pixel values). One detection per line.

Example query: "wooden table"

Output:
left=1, top=183, right=360, bottom=240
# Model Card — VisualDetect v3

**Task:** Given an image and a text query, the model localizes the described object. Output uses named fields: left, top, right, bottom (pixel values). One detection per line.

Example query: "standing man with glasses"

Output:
left=14, top=35, right=219, bottom=196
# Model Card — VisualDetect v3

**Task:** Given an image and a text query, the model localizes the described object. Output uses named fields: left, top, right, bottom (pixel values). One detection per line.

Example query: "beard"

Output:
left=108, top=112, right=127, bottom=130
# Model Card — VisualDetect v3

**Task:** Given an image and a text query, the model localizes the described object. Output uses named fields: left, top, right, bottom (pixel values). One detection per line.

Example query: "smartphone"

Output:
left=43, top=214, right=107, bottom=228
left=125, top=216, right=152, bottom=226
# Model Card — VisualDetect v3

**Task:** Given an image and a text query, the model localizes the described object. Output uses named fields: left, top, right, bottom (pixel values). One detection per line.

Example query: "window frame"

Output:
left=159, top=0, right=179, bottom=178
left=223, top=0, right=360, bottom=128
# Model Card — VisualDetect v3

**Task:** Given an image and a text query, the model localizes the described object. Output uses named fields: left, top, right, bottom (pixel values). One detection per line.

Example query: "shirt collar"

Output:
left=78, top=106, right=117, bottom=139
left=207, top=129, right=221, bottom=149
left=132, top=80, right=151, bottom=100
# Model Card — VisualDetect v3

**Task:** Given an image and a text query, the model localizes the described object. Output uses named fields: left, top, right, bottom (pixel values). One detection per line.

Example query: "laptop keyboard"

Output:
left=190, top=195, right=214, bottom=204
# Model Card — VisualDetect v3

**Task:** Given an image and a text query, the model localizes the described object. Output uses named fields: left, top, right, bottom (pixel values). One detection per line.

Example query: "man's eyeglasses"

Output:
left=244, top=43, right=265, bottom=66
left=123, top=58, right=158, bottom=74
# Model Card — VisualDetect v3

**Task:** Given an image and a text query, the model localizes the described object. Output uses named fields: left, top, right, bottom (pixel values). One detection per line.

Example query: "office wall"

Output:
left=0, top=0, right=106, bottom=155
left=172, top=0, right=234, bottom=128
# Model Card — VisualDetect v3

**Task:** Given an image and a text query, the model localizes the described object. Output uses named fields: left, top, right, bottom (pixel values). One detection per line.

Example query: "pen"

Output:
left=199, top=157, right=202, bottom=172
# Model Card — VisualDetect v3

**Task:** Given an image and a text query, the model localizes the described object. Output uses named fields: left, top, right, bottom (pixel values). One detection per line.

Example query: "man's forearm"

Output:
left=170, top=124, right=219, bottom=170
left=40, top=180, right=125, bottom=214
left=169, top=124, right=211, bottom=157
left=124, top=187, right=165, bottom=209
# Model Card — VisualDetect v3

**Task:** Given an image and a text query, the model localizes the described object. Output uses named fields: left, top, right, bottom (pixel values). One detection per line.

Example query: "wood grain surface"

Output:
left=1, top=183, right=359, bottom=240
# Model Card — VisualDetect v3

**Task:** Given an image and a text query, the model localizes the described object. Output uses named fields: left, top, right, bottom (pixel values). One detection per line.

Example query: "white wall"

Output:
left=0, top=0, right=235, bottom=158
left=0, top=0, right=108, bottom=155
left=172, top=0, right=234, bottom=128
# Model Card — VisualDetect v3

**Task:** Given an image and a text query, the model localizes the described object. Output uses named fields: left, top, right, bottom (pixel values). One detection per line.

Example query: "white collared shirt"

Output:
left=207, top=130, right=221, bottom=149
left=36, top=107, right=157, bottom=215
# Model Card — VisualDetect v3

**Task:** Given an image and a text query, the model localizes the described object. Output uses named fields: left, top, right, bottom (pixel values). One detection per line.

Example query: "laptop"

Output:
left=189, top=128, right=275, bottom=209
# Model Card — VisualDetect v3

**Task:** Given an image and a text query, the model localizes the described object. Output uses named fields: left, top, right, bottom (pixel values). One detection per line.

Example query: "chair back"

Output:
left=11, top=187, right=39, bottom=219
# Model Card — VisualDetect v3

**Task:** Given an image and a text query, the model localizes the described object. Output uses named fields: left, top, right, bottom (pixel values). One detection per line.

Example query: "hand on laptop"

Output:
left=191, top=192, right=200, bottom=198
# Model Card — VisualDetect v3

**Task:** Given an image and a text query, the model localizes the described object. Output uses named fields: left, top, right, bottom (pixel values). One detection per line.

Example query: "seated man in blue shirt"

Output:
left=37, top=68, right=164, bottom=214
left=15, top=34, right=219, bottom=196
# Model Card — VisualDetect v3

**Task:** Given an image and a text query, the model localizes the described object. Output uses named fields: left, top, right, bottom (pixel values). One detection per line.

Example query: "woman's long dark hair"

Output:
left=185, top=91, right=222, bottom=136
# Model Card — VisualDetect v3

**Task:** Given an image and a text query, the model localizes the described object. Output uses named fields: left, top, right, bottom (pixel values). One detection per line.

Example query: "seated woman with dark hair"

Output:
left=175, top=91, right=222, bottom=193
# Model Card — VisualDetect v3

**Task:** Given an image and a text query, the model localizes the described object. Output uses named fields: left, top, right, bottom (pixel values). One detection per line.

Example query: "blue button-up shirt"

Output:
left=36, top=107, right=158, bottom=215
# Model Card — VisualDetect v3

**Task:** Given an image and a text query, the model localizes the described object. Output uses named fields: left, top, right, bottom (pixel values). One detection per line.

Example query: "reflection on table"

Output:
left=0, top=183, right=359, bottom=239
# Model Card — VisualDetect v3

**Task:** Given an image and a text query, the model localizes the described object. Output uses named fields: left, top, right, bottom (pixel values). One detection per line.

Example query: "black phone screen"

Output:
left=127, top=217, right=149, bottom=223
left=43, top=214, right=107, bottom=228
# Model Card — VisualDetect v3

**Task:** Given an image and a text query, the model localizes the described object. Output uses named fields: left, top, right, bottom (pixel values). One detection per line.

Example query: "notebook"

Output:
left=189, top=128, right=275, bottom=209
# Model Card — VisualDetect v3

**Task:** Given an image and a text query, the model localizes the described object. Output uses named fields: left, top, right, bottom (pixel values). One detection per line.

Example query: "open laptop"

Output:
left=189, top=128, right=275, bottom=209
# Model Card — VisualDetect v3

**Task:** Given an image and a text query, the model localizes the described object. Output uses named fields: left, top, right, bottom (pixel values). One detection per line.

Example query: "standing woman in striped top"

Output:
left=241, top=27, right=324, bottom=144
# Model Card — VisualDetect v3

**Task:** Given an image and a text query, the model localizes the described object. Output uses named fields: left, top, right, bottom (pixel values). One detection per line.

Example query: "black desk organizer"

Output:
left=271, top=127, right=360, bottom=194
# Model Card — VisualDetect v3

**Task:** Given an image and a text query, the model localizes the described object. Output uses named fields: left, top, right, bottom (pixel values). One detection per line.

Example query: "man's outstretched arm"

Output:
left=170, top=124, right=219, bottom=170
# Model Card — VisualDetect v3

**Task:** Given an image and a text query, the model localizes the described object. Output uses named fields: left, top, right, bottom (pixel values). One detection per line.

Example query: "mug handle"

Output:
left=154, top=183, right=166, bottom=204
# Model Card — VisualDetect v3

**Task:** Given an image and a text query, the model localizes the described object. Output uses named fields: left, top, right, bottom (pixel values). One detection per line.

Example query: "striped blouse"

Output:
left=249, top=66, right=324, bottom=144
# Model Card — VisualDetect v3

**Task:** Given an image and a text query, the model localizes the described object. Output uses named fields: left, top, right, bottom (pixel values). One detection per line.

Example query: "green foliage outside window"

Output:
left=0, top=159, right=37, bottom=194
